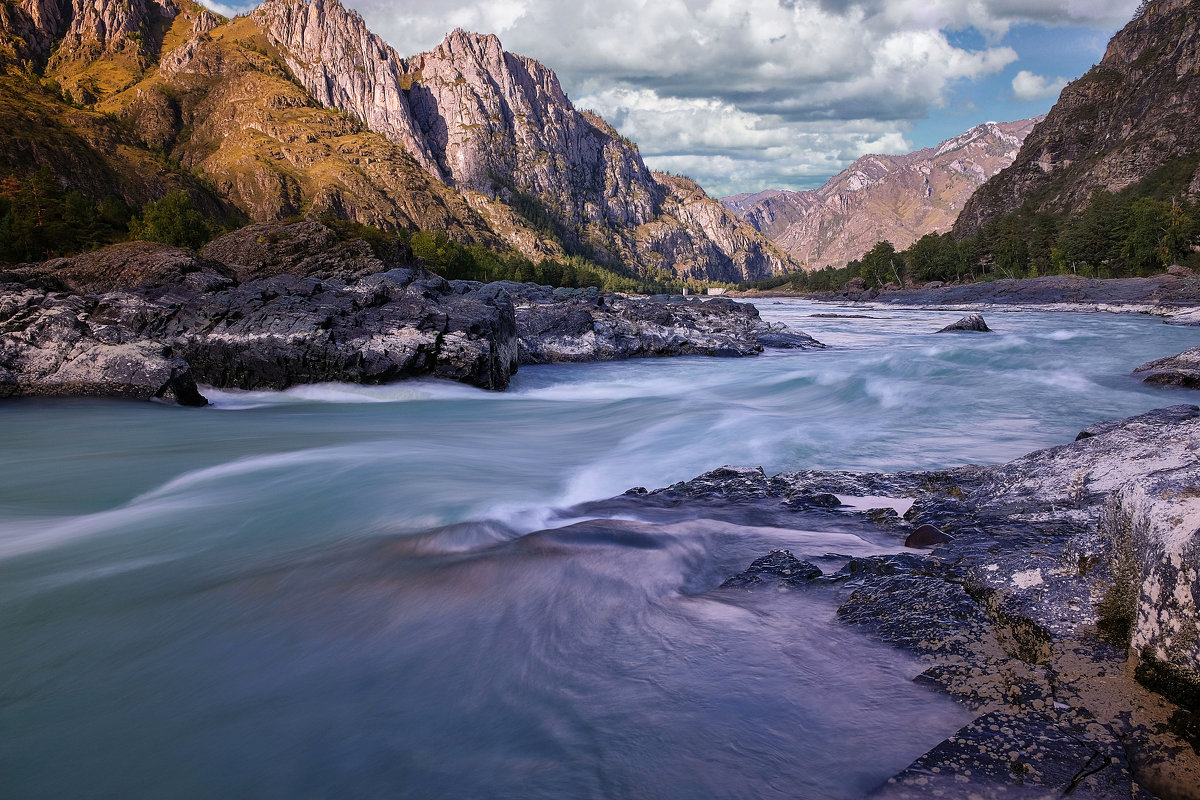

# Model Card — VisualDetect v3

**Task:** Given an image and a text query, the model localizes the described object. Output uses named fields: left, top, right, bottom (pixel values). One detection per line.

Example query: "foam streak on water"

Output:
left=0, top=301, right=1196, bottom=797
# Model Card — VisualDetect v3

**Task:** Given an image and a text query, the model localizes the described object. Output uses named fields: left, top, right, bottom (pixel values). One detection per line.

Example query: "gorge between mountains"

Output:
left=3, top=0, right=1200, bottom=798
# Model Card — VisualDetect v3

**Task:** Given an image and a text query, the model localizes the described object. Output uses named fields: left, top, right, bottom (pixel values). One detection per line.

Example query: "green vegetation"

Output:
left=407, top=229, right=712, bottom=294
left=0, top=176, right=717, bottom=295
left=0, top=167, right=132, bottom=263
left=128, top=190, right=219, bottom=249
left=743, top=157, right=1200, bottom=294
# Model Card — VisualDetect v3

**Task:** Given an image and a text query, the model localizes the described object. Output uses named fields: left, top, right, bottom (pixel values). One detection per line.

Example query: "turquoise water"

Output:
left=1, top=301, right=1196, bottom=798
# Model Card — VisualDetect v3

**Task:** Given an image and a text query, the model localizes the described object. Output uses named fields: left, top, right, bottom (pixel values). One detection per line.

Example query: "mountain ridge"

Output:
left=254, top=0, right=795, bottom=281
left=0, top=0, right=795, bottom=282
left=723, top=118, right=1039, bottom=269
left=955, top=0, right=1200, bottom=237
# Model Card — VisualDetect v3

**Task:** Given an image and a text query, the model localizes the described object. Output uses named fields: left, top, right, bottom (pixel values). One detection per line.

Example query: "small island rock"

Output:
left=937, top=313, right=991, bottom=332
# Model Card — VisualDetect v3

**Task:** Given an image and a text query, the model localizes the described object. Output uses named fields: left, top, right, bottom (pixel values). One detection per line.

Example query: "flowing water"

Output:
left=1, top=300, right=1196, bottom=798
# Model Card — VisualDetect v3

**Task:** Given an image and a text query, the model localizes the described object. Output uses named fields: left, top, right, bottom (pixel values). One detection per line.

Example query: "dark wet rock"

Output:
left=615, top=406, right=1200, bottom=795
left=809, top=313, right=877, bottom=319
left=872, top=711, right=1145, bottom=800
left=790, top=492, right=843, bottom=509
left=937, top=312, right=991, bottom=332
left=905, top=524, right=953, bottom=548
left=838, top=573, right=1002, bottom=663
left=755, top=322, right=825, bottom=350
left=719, top=549, right=822, bottom=589
left=829, top=553, right=933, bottom=582
left=508, top=285, right=823, bottom=364
left=1132, top=346, right=1200, bottom=389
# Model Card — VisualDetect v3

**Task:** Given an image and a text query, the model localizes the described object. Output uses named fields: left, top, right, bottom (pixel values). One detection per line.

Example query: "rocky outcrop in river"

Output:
left=0, top=221, right=817, bottom=404
left=598, top=406, right=1200, bottom=799
left=1134, top=347, right=1200, bottom=388
left=508, top=283, right=822, bottom=364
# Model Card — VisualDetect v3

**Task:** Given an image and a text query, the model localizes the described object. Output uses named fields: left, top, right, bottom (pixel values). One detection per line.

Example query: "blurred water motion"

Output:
left=1, top=300, right=1195, bottom=797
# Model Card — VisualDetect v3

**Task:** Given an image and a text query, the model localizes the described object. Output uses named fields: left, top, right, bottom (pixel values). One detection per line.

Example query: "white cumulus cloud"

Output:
left=249, top=0, right=1141, bottom=193
left=1011, top=70, right=1069, bottom=101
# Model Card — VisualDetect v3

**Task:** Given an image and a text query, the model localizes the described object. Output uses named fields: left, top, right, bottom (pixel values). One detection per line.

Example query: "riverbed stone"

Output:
left=1132, top=346, right=1200, bottom=389
left=905, top=524, right=953, bottom=548
left=937, top=312, right=992, bottom=332
left=719, top=549, right=822, bottom=589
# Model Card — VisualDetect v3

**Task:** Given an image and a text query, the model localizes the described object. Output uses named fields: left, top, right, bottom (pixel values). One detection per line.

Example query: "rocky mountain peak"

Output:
left=438, top=28, right=505, bottom=61
left=254, top=0, right=444, bottom=179
left=955, top=0, right=1200, bottom=236
left=726, top=118, right=1039, bottom=268
left=1, top=0, right=797, bottom=282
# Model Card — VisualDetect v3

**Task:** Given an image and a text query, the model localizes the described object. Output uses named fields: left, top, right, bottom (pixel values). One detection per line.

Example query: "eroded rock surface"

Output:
left=613, top=406, right=1200, bottom=798
left=1, top=222, right=819, bottom=404
left=509, top=284, right=822, bottom=364
left=1134, top=347, right=1200, bottom=389
left=719, top=550, right=822, bottom=590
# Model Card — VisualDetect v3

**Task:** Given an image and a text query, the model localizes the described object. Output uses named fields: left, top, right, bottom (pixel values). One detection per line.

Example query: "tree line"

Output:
left=740, top=157, right=1200, bottom=294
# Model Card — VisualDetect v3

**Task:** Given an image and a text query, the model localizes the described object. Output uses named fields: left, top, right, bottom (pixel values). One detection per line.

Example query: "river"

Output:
left=1, top=300, right=1196, bottom=798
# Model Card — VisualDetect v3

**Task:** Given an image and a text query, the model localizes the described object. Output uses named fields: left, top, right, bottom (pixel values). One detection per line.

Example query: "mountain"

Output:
left=254, top=0, right=793, bottom=281
left=955, top=0, right=1200, bottom=237
left=0, top=0, right=794, bottom=282
left=724, top=119, right=1038, bottom=269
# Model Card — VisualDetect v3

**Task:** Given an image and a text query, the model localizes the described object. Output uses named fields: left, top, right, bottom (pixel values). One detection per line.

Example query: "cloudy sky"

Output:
left=208, top=0, right=1140, bottom=197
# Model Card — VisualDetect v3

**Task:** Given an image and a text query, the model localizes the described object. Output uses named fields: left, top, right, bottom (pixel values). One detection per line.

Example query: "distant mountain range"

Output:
left=723, top=119, right=1039, bottom=269
left=0, top=0, right=795, bottom=282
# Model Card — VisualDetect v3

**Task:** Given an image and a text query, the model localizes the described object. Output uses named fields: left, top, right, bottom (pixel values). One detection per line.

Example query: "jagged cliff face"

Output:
left=955, top=0, right=1200, bottom=237
left=125, top=15, right=501, bottom=240
left=252, top=0, right=442, bottom=180
left=725, top=119, right=1037, bottom=268
left=254, top=0, right=792, bottom=280
left=0, top=0, right=794, bottom=281
left=645, top=174, right=796, bottom=282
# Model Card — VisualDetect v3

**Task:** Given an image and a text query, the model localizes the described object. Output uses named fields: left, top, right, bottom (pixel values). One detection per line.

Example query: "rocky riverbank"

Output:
left=0, top=222, right=821, bottom=405
left=586, top=405, right=1200, bottom=799
left=810, top=273, right=1200, bottom=326
left=731, top=273, right=1200, bottom=325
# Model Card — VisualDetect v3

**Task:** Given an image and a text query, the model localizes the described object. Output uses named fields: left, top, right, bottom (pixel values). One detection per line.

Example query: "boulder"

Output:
left=1100, top=463, right=1200, bottom=706
left=1132, top=346, right=1200, bottom=389
left=904, top=524, right=952, bottom=548
left=936, top=313, right=991, bottom=332
left=719, top=550, right=822, bottom=589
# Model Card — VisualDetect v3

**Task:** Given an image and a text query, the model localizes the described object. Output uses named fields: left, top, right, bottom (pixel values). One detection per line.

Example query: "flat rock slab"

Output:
left=872, top=710, right=1146, bottom=800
